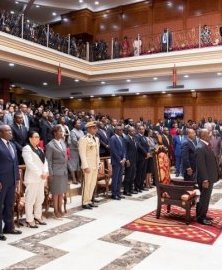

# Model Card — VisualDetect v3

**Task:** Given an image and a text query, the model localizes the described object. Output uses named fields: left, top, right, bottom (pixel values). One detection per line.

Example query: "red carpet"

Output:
left=123, top=206, right=222, bottom=245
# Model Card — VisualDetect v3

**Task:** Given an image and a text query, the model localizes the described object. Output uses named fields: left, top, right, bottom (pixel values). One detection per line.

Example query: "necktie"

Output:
left=93, top=136, right=96, bottom=142
left=7, top=142, right=15, bottom=159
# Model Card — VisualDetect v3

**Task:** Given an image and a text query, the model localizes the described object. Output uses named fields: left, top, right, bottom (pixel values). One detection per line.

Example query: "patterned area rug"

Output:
left=123, top=206, right=222, bottom=245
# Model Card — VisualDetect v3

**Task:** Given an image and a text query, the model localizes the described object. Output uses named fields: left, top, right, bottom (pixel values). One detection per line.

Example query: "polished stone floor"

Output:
left=1, top=181, right=222, bottom=270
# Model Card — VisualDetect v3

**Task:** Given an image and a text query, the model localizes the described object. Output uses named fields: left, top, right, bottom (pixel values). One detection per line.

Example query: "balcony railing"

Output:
left=1, top=9, right=222, bottom=62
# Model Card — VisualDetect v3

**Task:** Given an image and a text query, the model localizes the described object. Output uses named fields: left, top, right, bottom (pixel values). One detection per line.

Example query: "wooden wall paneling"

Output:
left=187, top=0, right=220, bottom=17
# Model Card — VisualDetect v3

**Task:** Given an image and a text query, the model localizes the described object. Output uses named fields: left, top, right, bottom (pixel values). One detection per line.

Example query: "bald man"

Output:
left=196, top=129, right=219, bottom=225
left=0, top=125, right=21, bottom=241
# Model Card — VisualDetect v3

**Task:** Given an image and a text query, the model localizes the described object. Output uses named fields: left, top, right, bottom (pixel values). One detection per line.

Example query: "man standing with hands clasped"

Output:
left=0, top=125, right=22, bottom=241
left=79, top=121, right=100, bottom=210
left=196, top=129, right=219, bottom=225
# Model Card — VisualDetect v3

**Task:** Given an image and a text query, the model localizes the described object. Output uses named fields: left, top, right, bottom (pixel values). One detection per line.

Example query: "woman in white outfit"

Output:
left=22, top=131, right=49, bottom=228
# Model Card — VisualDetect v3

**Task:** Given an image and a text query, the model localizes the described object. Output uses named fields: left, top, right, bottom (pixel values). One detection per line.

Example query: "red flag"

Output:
left=57, top=63, right=62, bottom=86
left=173, top=64, right=177, bottom=87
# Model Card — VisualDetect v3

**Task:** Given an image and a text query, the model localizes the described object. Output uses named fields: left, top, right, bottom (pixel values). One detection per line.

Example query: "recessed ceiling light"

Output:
left=217, top=72, right=222, bottom=76
left=26, top=19, right=30, bottom=23
left=136, top=92, right=140, bottom=95
left=184, top=75, right=189, bottom=78
left=15, top=1, right=19, bottom=4
left=95, top=1, right=99, bottom=5
left=90, top=95, right=94, bottom=98
left=10, top=11, right=15, bottom=14
left=153, top=77, right=158, bottom=80
left=70, top=96, right=74, bottom=99
left=36, top=5, right=40, bottom=8
left=101, top=81, right=106, bottom=84
left=167, top=1, right=173, bottom=7
left=111, top=94, right=116, bottom=96
left=11, top=84, right=15, bottom=87
left=43, top=82, right=48, bottom=86
left=190, top=89, right=195, bottom=92
left=162, top=91, right=166, bottom=94
left=9, top=63, right=15, bottom=67
left=52, top=12, right=57, bottom=16
left=126, top=79, right=131, bottom=82
left=75, top=79, right=79, bottom=82
left=79, top=0, right=83, bottom=3
left=63, top=18, right=68, bottom=22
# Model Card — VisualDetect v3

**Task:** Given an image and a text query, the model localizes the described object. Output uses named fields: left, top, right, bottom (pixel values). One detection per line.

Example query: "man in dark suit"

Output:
left=11, top=112, right=28, bottom=164
left=109, top=125, right=126, bottom=200
left=135, top=125, right=150, bottom=192
left=96, top=122, right=110, bottom=157
left=123, top=126, right=138, bottom=196
left=173, top=128, right=185, bottom=177
left=107, top=118, right=118, bottom=139
left=181, top=128, right=197, bottom=181
left=0, top=125, right=22, bottom=241
left=40, top=113, right=54, bottom=147
left=162, top=127, right=174, bottom=164
left=196, top=129, right=219, bottom=225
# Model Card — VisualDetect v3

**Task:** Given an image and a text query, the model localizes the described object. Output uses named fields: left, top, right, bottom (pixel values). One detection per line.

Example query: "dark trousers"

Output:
left=111, top=164, right=123, bottom=196
left=124, top=161, right=136, bottom=193
left=196, top=181, right=214, bottom=220
left=0, top=183, right=15, bottom=234
left=175, top=155, right=182, bottom=175
left=135, top=158, right=146, bottom=190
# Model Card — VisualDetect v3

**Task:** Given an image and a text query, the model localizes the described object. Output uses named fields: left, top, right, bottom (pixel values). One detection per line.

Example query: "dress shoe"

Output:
left=205, top=216, right=213, bottom=221
left=197, top=218, right=212, bottom=226
left=0, top=234, right=6, bottom=241
left=26, top=221, right=38, bottom=228
left=34, top=218, right=47, bottom=225
left=118, top=195, right=125, bottom=199
left=175, top=173, right=179, bottom=177
left=111, top=195, right=121, bottom=200
left=123, top=192, right=132, bottom=196
left=130, top=191, right=138, bottom=194
left=3, top=229, right=22, bottom=234
left=82, top=205, right=93, bottom=210
left=89, top=203, right=98, bottom=208
left=142, top=187, right=149, bottom=191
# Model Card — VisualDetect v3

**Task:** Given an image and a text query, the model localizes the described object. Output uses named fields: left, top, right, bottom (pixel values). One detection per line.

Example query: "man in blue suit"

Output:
left=173, top=128, right=185, bottom=177
left=96, top=122, right=110, bottom=157
left=0, top=125, right=21, bottom=241
left=109, top=125, right=126, bottom=200
left=124, top=126, right=138, bottom=196
left=181, top=128, right=197, bottom=181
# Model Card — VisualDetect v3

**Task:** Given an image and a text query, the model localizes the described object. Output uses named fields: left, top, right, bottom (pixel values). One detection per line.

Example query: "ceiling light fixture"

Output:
left=95, top=1, right=99, bottom=5
left=136, top=92, right=140, bottom=95
left=101, top=81, right=106, bottom=84
left=111, top=94, right=116, bottom=97
left=70, top=96, right=74, bottom=99
left=79, top=0, right=83, bottom=3
left=36, top=5, right=40, bottom=8
left=217, top=72, right=222, bottom=76
left=11, top=84, right=15, bottom=87
left=52, top=12, right=57, bottom=16
left=43, top=82, right=48, bottom=86
left=9, top=63, right=15, bottom=67
left=153, top=77, right=158, bottom=80
left=75, top=79, right=79, bottom=82
left=63, top=18, right=68, bottom=22
left=126, top=79, right=131, bottom=82
left=184, top=75, right=189, bottom=78
left=190, top=89, right=195, bottom=92
left=10, top=11, right=15, bottom=14
left=162, top=91, right=166, bottom=94
left=90, top=95, right=94, bottom=98
left=15, top=1, right=19, bottom=4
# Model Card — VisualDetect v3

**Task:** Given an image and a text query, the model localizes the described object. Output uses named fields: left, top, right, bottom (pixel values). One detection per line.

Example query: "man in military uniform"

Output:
left=79, top=121, right=100, bottom=209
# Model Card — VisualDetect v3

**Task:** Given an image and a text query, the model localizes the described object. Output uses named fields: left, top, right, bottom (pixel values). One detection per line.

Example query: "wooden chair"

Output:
left=96, top=157, right=112, bottom=198
left=14, top=165, right=26, bottom=227
left=153, top=146, right=198, bottom=225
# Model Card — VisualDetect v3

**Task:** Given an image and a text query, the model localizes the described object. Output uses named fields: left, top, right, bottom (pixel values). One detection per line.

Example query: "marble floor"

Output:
left=1, top=181, right=222, bottom=270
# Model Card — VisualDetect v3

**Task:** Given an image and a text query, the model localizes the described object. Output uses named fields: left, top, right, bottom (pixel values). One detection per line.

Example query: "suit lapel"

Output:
left=0, top=139, right=14, bottom=160
left=52, top=139, right=65, bottom=156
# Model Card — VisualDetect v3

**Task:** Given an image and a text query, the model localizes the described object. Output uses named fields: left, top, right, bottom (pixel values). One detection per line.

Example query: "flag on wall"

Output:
left=57, top=63, right=62, bottom=86
left=172, top=64, right=177, bottom=87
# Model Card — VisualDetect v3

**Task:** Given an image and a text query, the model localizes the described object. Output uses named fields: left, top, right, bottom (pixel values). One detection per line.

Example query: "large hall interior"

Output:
left=1, top=0, right=222, bottom=269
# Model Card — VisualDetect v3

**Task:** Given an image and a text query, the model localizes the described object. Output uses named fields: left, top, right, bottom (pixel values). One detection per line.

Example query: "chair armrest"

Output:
left=171, top=179, right=196, bottom=187
left=159, top=183, right=196, bottom=200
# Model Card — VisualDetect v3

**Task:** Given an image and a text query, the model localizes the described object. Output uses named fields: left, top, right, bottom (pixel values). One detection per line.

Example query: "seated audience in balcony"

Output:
left=121, top=36, right=130, bottom=57
left=201, top=25, right=211, bottom=45
left=161, top=28, right=172, bottom=52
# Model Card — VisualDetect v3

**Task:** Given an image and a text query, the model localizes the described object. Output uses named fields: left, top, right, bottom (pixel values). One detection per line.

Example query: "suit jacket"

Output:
left=135, top=134, right=149, bottom=160
left=196, top=141, right=219, bottom=184
left=96, top=128, right=110, bottom=156
left=181, top=139, right=197, bottom=172
left=11, top=123, right=28, bottom=152
left=124, top=135, right=137, bottom=163
left=79, top=134, right=100, bottom=169
left=40, top=119, right=53, bottom=146
left=0, top=139, right=19, bottom=185
left=109, top=134, right=126, bottom=166
left=173, top=135, right=185, bottom=156
left=45, top=139, right=68, bottom=176
left=22, top=144, right=48, bottom=184
left=3, top=112, right=14, bottom=126
left=107, top=126, right=115, bottom=139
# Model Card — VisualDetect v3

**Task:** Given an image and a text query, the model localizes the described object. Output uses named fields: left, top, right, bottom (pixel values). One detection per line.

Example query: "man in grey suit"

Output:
left=196, top=129, right=219, bottom=225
